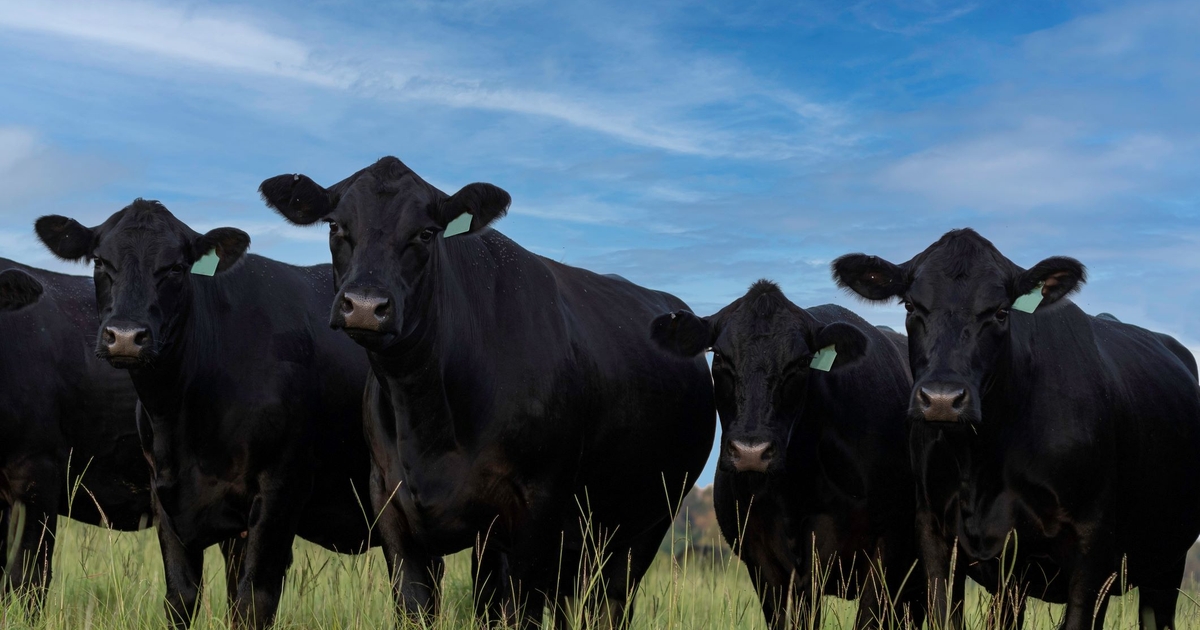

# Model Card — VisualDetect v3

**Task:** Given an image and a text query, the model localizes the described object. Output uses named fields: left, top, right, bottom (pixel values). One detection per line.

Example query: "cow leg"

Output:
left=747, top=563, right=791, bottom=630
left=472, top=545, right=511, bottom=624
left=230, top=492, right=300, bottom=629
left=915, top=509, right=966, bottom=630
left=2, top=457, right=62, bottom=611
left=1138, top=557, right=1185, bottom=630
left=589, top=518, right=670, bottom=630
left=157, top=516, right=206, bottom=629
left=371, top=468, right=442, bottom=623
left=1059, top=540, right=1116, bottom=630
left=219, top=536, right=247, bottom=616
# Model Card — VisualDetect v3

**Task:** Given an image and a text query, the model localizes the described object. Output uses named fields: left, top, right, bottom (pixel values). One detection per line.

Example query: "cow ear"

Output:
left=651, top=310, right=716, bottom=357
left=439, top=183, right=511, bottom=235
left=811, top=322, right=868, bottom=370
left=0, top=269, right=44, bottom=311
left=192, top=228, right=251, bottom=274
left=35, top=215, right=96, bottom=261
left=831, top=254, right=908, bottom=301
left=1012, top=256, right=1086, bottom=306
left=259, top=174, right=333, bottom=226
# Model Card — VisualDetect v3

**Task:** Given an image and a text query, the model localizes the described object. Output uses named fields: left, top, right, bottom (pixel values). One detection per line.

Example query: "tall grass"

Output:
left=3, top=510, right=1200, bottom=628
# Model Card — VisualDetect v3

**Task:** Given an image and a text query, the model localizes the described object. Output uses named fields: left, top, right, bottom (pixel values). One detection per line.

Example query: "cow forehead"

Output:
left=96, top=206, right=190, bottom=263
left=719, top=310, right=810, bottom=364
left=339, top=171, right=437, bottom=219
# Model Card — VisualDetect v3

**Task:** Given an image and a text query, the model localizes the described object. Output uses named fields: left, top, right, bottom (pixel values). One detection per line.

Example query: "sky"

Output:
left=1, top=0, right=1198, bottom=486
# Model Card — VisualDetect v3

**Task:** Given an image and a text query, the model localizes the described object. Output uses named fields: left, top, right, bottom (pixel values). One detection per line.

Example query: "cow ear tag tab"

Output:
left=443, top=213, right=473, bottom=238
left=190, top=249, right=220, bottom=276
left=810, top=345, right=837, bottom=372
left=1012, top=282, right=1045, bottom=314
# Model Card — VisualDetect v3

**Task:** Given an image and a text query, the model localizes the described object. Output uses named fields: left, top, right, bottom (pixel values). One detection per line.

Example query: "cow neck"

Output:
left=365, top=237, right=485, bottom=452
left=125, top=275, right=228, bottom=419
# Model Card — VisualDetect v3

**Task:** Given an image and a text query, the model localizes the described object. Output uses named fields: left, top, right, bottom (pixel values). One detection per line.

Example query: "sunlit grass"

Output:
left=3, top=514, right=1200, bottom=628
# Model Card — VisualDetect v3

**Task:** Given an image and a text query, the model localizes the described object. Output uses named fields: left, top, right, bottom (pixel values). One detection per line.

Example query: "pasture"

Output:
left=5, top=487, right=1200, bottom=630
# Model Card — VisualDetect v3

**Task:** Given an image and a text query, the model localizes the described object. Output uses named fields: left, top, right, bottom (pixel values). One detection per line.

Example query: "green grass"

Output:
left=4, top=517, right=1200, bottom=629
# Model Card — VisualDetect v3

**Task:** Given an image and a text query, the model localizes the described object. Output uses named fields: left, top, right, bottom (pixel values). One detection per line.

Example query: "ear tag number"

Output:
left=810, top=345, right=837, bottom=372
left=191, top=249, right=220, bottom=276
left=1012, top=282, right=1045, bottom=314
left=443, top=213, right=473, bottom=238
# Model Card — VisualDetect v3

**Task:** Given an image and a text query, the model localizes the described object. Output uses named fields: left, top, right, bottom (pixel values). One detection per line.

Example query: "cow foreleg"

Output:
left=1, top=457, right=62, bottom=613
left=915, top=508, right=966, bottom=630
left=371, top=467, right=442, bottom=624
left=230, top=492, right=299, bottom=629
left=157, top=515, right=206, bottom=629
left=219, top=536, right=247, bottom=616
left=1059, top=536, right=1116, bottom=630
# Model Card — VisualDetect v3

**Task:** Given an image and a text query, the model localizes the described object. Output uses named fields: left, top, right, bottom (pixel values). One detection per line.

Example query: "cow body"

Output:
left=259, top=157, right=716, bottom=627
left=35, top=203, right=374, bottom=629
left=652, top=283, right=922, bottom=629
left=833, top=229, right=1200, bottom=630
left=0, top=259, right=150, bottom=605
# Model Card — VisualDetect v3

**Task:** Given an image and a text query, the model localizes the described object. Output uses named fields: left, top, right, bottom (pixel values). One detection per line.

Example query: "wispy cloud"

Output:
left=0, top=0, right=851, bottom=160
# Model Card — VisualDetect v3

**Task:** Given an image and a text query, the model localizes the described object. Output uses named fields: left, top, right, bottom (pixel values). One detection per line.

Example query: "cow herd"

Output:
left=2, top=155, right=1198, bottom=630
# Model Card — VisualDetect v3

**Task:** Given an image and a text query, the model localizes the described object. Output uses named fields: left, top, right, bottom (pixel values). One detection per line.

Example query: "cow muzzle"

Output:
left=333, top=288, right=394, bottom=333
left=725, top=440, right=777, bottom=474
left=914, top=381, right=971, bottom=423
left=101, top=320, right=151, bottom=366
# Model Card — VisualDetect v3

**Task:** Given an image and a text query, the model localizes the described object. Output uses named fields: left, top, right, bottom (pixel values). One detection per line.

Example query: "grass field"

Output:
left=4, top=513, right=1200, bottom=630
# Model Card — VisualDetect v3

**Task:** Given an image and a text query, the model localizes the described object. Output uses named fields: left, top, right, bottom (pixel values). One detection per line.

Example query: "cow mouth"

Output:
left=341, top=326, right=395, bottom=349
left=100, top=353, right=152, bottom=369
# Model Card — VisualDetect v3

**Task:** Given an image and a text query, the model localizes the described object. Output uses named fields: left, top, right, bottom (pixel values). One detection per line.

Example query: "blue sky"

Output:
left=2, top=0, right=1198, bottom=486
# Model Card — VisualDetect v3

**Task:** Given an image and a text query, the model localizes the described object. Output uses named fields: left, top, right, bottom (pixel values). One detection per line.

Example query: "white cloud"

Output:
left=0, top=126, right=121, bottom=211
left=0, top=1, right=347, bottom=87
left=877, top=119, right=1173, bottom=211
left=0, top=0, right=850, bottom=160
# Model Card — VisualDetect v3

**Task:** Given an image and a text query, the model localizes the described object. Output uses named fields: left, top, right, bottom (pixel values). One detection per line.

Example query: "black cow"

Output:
left=0, top=260, right=151, bottom=607
left=35, top=201, right=375, bottom=629
left=832, top=229, right=1200, bottom=630
left=257, top=157, right=715, bottom=627
left=650, top=280, right=923, bottom=629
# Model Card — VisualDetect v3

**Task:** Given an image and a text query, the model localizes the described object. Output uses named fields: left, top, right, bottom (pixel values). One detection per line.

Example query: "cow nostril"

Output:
left=103, top=328, right=116, bottom=345
left=761, top=445, right=775, bottom=462
left=340, top=296, right=355, bottom=315
left=134, top=330, right=149, bottom=347
left=918, top=388, right=932, bottom=408
left=373, top=299, right=390, bottom=320
left=952, top=389, right=968, bottom=410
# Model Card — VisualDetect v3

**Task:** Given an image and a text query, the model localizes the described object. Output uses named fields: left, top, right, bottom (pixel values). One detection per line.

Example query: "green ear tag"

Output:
left=443, top=212, right=473, bottom=238
left=190, top=249, right=219, bottom=276
left=810, top=345, right=837, bottom=372
left=1012, top=282, right=1045, bottom=314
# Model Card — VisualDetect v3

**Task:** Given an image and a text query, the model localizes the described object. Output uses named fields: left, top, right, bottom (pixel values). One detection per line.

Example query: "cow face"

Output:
left=35, top=200, right=249, bottom=367
left=0, top=269, right=44, bottom=311
left=651, top=281, right=866, bottom=475
left=258, top=157, right=510, bottom=351
left=832, top=229, right=1084, bottom=426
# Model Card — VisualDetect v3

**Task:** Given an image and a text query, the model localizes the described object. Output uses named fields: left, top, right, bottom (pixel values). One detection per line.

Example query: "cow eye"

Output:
left=995, top=307, right=1010, bottom=322
left=418, top=227, right=437, bottom=243
left=93, top=259, right=103, bottom=271
left=170, top=263, right=187, bottom=275
left=327, top=221, right=340, bottom=235
left=903, top=300, right=914, bottom=313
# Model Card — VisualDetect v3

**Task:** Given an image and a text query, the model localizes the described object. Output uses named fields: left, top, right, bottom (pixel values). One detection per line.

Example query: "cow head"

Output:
left=0, top=269, right=44, bottom=311
left=832, top=229, right=1084, bottom=426
left=35, top=200, right=249, bottom=367
left=650, top=281, right=867, bottom=475
left=258, top=157, right=510, bottom=351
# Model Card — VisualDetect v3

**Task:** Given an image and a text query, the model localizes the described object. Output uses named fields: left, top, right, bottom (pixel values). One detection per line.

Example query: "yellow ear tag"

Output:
left=810, top=345, right=837, bottom=372
left=1012, top=282, right=1045, bottom=314
left=443, top=213, right=473, bottom=238
left=190, top=249, right=219, bottom=276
